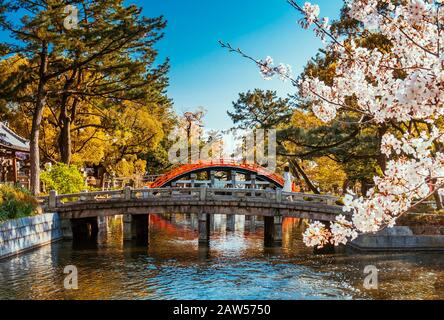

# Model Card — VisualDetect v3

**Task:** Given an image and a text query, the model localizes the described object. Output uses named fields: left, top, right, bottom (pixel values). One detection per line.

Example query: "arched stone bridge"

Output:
left=46, top=187, right=341, bottom=220
left=150, top=159, right=285, bottom=188
left=42, top=187, right=343, bottom=246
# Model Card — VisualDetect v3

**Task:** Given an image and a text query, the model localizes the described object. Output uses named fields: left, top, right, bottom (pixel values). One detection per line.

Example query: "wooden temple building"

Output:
left=0, top=122, right=30, bottom=188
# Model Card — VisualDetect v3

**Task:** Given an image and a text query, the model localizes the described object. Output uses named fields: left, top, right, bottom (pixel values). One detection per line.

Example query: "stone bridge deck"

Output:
left=39, top=187, right=343, bottom=246
left=42, top=187, right=342, bottom=221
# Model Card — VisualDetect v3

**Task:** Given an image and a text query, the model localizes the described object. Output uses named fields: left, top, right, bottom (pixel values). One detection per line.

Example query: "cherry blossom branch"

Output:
left=218, top=41, right=298, bottom=86
left=378, top=11, right=439, bottom=58
left=219, top=41, right=371, bottom=120
left=437, top=5, right=441, bottom=54
left=287, top=0, right=352, bottom=55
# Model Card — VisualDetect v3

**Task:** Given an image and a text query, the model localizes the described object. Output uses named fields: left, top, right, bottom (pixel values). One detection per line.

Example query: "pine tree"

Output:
left=228, top=89, right=291, bottom=130
left=0, top=0, right=171, bottom=194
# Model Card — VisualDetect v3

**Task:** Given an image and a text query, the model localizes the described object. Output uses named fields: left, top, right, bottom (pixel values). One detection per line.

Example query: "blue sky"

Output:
left=0, top=0, right=344, bottom=130
left=133, top=0, right=343, bottom=130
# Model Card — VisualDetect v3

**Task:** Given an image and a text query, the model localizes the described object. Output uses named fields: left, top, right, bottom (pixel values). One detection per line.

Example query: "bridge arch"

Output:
left=151, top=160, right=284, bottom=188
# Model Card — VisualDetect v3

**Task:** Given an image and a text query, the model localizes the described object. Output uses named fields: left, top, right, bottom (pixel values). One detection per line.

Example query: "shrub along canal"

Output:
left=0, top=214, right=443, bottom=300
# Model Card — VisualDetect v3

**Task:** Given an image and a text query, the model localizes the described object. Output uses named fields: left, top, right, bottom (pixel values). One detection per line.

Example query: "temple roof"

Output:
left=0, top=122, right=30, bottom=153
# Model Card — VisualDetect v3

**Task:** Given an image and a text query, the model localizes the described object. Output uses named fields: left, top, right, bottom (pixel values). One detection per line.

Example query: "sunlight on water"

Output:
left=0, top=214, right=443, bottom=300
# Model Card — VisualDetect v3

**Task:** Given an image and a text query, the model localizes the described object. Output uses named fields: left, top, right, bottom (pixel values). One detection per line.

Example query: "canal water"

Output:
left=0, top=214, right=443, bottom=300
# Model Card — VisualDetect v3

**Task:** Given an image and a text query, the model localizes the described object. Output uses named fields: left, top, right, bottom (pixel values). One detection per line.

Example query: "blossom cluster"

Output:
left=299, top=2, right=320, bottom=28
left=258, top=56, right=293, bottom=81
left=298, top=2, right=331, bottom=40
left=265, top=1, right=444, bottom=247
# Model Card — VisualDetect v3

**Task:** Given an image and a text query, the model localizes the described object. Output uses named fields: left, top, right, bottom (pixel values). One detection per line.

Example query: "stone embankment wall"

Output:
left=350, top=226, right=444, bottom=251
left=398, top=213, right=444, bottom=235
left=0, top=213, right=62, bottom=260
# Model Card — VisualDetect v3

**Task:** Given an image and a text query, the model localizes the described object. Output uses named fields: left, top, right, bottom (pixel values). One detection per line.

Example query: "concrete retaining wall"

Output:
left=0, top=213, right=62, bottom=260
left=398, top=213, right=444, bottom=235
left=349, top=226, right=444, bottom=252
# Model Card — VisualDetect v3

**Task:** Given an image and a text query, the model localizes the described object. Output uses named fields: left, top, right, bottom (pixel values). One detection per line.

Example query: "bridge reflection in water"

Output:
left=73, top=212, right=302, bottom=248
left=85, top=213, right=309, bottom=258
left=1, top=212, right=444, bottom=300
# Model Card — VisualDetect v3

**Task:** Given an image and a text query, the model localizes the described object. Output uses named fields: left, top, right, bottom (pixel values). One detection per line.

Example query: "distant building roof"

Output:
left=0, top=122, right=30, bottom=153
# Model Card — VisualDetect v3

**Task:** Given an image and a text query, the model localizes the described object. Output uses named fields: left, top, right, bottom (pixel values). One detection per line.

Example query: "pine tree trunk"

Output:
left=59, top=109, right=72, bottom=165
left=30, top=42, right=48, bottom=195
left=427, top=124, right=444, bottom=211
left=30, top=104, right=44, bottom=195
left=342, top=179, right=350, bottom=195
left=58, top=72, right=78, bottom=165
left=360, top=180, right=368, bottom=197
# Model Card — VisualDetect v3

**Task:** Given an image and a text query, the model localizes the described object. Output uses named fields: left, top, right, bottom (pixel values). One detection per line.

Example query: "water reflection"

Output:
left=0, top=213, right=443, bottom=300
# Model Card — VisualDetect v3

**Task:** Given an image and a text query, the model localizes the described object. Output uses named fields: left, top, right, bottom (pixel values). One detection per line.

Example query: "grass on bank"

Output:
left=0, top=184, right=38, bottom=223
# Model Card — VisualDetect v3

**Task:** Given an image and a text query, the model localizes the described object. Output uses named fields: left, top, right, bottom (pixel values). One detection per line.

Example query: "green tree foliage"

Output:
left=343, top=158, right=381, bottom=195
left=0, top=0, right=174, bottom=193
left=40, top=163, right=85, bottom=194
left=112, top=158, right=146, bottom=178
left=143, top=142, right=174, bottom=175
left=303, top=157, right=346, bottom=193
left=228, top=89, right=325, bottom=193
left=228, top=89, right=292, bottom=130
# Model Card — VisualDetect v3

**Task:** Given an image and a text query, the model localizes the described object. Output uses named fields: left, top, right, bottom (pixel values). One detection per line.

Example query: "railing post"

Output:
left=276, top=189, right=282, bottom=203
left=49, top=190, right=58, bottom=209
left=124, top=186, right=132, bottom=200
left=250, top=174, right=256, bottom=189
left=200, top=185, right=207, bottom=201
left=80, top=189, right=88, bottom=201
left=141, top=186, right=149, bottom=199
left=250, top=174, right=256, bottom=197
left=210, top=171, right=215, bottom=188
left=231, top=170, right=236, bottom=188
left=264, top=216, right=283, bottom=247
left=191, top=173, right=197, bottom=188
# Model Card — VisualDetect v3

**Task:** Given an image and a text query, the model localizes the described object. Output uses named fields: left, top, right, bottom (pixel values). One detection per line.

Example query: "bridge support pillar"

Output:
left=123, top=214, right=136, bottom=241
left=226, top=214, right=236, bottom=232
left=60, top=218, right=73, bottom=240
left=210, top=213, right=215, bottom=231
left=264, top=216, right=283, bottom=247
left=97, top=216, right=108, bottom=234
left=123, top=214, right=150, bottom=244
left=245, top=215, right=256, bottom=232
left=71, top=217, right=99, bottom=241
left=198, top=213, right=211, bottom=245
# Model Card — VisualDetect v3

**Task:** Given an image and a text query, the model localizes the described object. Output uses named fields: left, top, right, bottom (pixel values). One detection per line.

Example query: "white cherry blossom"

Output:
left=269, top=1, right=444, bottom=247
